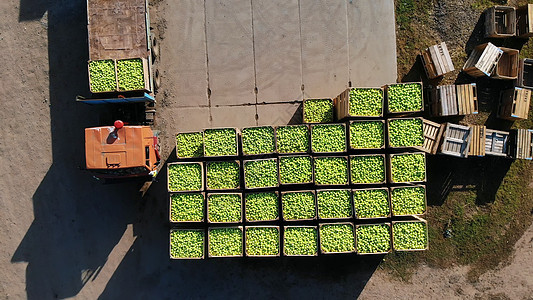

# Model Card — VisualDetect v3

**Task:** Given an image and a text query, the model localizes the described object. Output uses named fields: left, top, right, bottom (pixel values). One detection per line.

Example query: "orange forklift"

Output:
left=79, top=0, right=161, bottom=183
left=85, top=120, right=160, bottom=180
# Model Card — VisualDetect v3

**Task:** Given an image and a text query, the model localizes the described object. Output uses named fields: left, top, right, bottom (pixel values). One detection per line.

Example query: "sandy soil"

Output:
left=1, top=0, right=532, bottom=299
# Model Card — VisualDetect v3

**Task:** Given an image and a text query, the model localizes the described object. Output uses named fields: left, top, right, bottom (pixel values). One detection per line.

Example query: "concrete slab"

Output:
left=253, top=0, right=303, bottom=103
left=347, top=0, right=398, bottom=87
left=161, top=0, right=208, bottom=107
left=300, top=0, right=350, bottom=99
left=256, top=102, right=302, bottom=126
left=174, top=107, right=211, bottom=132
left=210, top=105, right=257, bottom=128
left=206, top=0, right=256, bottom=106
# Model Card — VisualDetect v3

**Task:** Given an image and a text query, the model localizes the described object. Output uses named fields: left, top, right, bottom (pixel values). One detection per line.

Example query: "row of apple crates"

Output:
left=169, top=219, right=428, bottom=259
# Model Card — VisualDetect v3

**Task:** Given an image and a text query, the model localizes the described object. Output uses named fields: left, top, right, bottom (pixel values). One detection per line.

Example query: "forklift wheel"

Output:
left=154, top=69, right=161, bottom=92
left=151, top=35, right=159, bottom=62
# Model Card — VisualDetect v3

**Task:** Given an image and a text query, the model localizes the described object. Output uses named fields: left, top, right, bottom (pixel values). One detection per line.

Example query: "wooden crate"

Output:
left=484, top=6, right=516, bottom=38
left=334, top=87, right=384, bottom=120
left=498, top=87, right=532, bottom=120
left=439, top=123, right=472, bottom=158
left=517, top=4, right=533, bottom=38
left=457, top=83, right=478, bottom=115
left=468, top=125, right=486, bottom=157
left=463, top=43, right=503, bottom=77
left=430, top=85, right=458, bottom=116
left=492, top=47, right=519, bottom=80
left=510, top=129, right=533, bottom=160
left=415, top=118, right=444, bottom=154
left=485, top=129, right=510, bottom=157
left=518, top=58, right=533, bottom=89
left=420, top=42, right=455, bottom=79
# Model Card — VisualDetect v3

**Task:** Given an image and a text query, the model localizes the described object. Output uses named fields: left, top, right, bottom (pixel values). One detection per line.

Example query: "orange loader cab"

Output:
left=85, top=121, right=160, bottom=179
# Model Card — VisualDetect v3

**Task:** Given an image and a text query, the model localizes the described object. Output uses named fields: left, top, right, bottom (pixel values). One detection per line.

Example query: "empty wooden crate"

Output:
left=469, top=125, right=486, bottom=157
left=517, top=4, right=533, bottom=38
left=463, top=43, right=503, bottom=77
left=485, top=129, right=509, bottom=157
left=485, top=6, right=516, bottom=38
left=492, top=47, right=519, bottom=80
left=498, top=87, right=532, bottom=120
left=439, top=123, right=472, bottom=158
left=518, top=58, right=533, bottom=89
left=415, top=119, right=445, bottom=154
left=431, top=84, right=478, bottom=116
left=510, top=129, right=533, bottom=159
left=421, top=42, right=455, bottom=79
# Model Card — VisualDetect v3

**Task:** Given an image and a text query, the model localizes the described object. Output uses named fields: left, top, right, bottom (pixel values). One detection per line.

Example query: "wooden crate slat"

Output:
left=421, top=50, right=437, bottom=79
left=429, top=45, right=444, bottom=75
left=439, top=123, right=471, bottom=157
left=485, top=128, right=510, bottom=156
left=469, top=125, right=486, bottom=156
left=440, top=42, right=455, bottom=72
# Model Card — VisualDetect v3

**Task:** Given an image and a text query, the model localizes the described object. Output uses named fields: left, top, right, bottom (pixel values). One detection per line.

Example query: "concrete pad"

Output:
left=348, top=0, right=397, bottom=87
left=253, top=0, right=303, bottom=103
left=161, top=0, right=208, bottom=107
left=210, top=105, right=257, bottom=128
left=300, top=0, right=350, bottom=99
left=206, top=0, right=256, bottom=106
left=256, top=102, right=302, bottom=126
left=174, top=107, right=211, bottom=132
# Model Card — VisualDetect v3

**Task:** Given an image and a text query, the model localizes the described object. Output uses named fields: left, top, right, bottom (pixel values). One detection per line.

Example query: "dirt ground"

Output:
left=1, top=0, right=533, bottom=299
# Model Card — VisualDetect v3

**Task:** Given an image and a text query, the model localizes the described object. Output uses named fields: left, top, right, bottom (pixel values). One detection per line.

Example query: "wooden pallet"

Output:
left=456, top=83, right=478, bottom=115
left=463, top=43, right=503, bottom=77
left=439, top=123, right=472, bottom=158
left=498, top=87, right=532, bottom=120
left=485, top=6, right=516, bottom=38
left=492, top=47, right=519, bottom=80
left=512, top=129, right=533, bottom=160
left=518, top=58, right=533, bottom=89
left=517, top=4, right=533, bottom=38
left=468, top=125, right=486, bottom=157
left=421, top=42, right=455, bottom=79
left=485, top=128, right=509, bottom=157
left=415, top=119, right=445, bottom=154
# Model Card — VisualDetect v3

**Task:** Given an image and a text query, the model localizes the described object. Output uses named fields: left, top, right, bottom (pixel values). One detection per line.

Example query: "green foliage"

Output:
left=204, top=128, right=238, bottom=157
left=242, top=126, right=276, bottom=155
left=349, top=88, right=383, bottom=116
left=387, top=83, right=423, bottom=113
left=391, top=186, right=426, bottom=216
left=208, top=228, right=243, bottom=257
left=170, top=230, right=204, bottom=259
left=276, top=125, right=310, bottom=154
left=349, top=121, right=384, bottom=149
left=176, top=132, right=203, bottom=158
left=311, top=124, right=347, bottom=153
left=206, top=161, right=240, bottom=190
left=388, top=118, right=424, bottom=147
left=282, top=191, right=316, bottom=220
left=317, top=189, right=352, bottom=219
left=350, top=155, right=385, bottom=184
left=314, top=157, right=349, bottom=185
left=353, top=189, right=390, bottom=219
left=304, top=99, right=334, bottom=123
left=116, top=58, right=145, bottom=91
left=245, top=192, right=279, bottom=221
left=170, top=193, right=204, bottom=222
left=168, top=163, right=203, bottom=192
left=246, top=227, right=280, bottom=256
left=393, top=222, right=428, bottom=250
left=390, top=153, right=426, bottom=182
left=244, top=159, right=278, bottom=188
left=284, top=227, right=318, bottom=256
left=356, top=224, right=391, bottom=254
left=207, top=193, right=242, bottom=223
left=89, top=59, right=116, bottom=92
left=320, top=224, right=355, bottom=253
left=279, top=156, right=313, bottom=184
